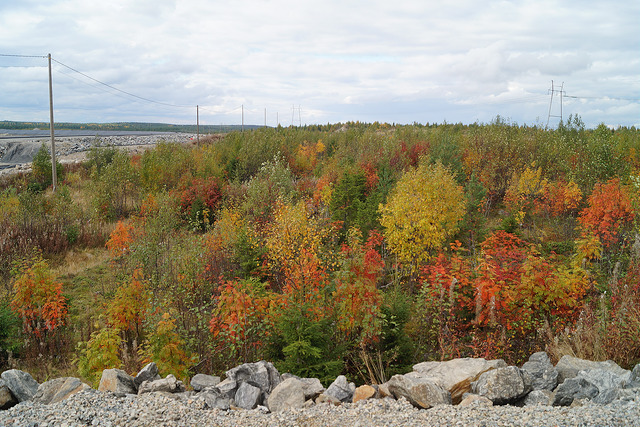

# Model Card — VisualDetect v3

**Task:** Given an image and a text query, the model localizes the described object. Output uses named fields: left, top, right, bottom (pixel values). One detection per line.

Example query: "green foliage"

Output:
left=76, top=323, right=122, bottom=387
left=0, top=300, right=23, bottom=366
left=86, top=143, right=118, bottom=174
left=90, top=150, right=139, bottom=219
left=30, top=144, right=63, bottom=191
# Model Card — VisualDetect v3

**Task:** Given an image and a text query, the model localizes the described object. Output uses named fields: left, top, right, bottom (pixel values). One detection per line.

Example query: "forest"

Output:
left=1, top=116, right=639, bottom=387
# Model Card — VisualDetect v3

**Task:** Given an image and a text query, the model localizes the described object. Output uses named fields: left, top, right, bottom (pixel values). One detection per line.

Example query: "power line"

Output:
left=51, top=58, right=193, bottom=109
left=0, top=53, right=46, bottom=58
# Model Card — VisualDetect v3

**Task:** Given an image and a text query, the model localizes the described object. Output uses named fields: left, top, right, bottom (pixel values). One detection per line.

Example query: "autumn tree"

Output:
left=578, top=178, right=634, bottom=247
left=379, top=160, right=466, bottom=267
left=11, top=256, right=67, bottom=347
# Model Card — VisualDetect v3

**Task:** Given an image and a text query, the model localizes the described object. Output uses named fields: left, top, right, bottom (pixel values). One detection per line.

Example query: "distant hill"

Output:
left=0, top=121, right=263, bottom=133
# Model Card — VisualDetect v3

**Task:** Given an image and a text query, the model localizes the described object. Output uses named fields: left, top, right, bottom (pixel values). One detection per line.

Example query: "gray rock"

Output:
left=555, top=355, right=627, bottom=384
left=552, top=376, right=599, bottom=406
left=412, top=357, right=507, bottom=404
left=267, top=377, right=306, bottom=412
left=593, top=388, right=639, bottom=405
left=200, top=387, right=232, bottom=410
left=98, top=369, right=137, bottom=395
left=472, top=366, right=527, bottom=404
left=632, top=363, right=640, bottom=382
left=215, top=378, right=237, bottom=399
left=190, top=373, right=220, bottom=392
left=315, top=392, right=341, bottom=405
left=0, top=379, right=18, bottom=409
left=33, top=377, right=89, bottom=405
left=1, top=369, right=39, bottom=402
left=134, top=362, right=160, bottom=387
left=226, top=361, right=281, bottom=396
left=138, top=374, right=182, bottom=395
left=387, top=374, right=452, bottom=409
left=234, top=381, right=262, bottom=409
left=578, top=368, right=633, bottom=391
left=521, top=352, right=558, bottom=391
left=280, top=374, right=324, bottom=400
left=522, top=389, right=553, bottom=406
left=325, top=375, right=356, bottom=403
left=458, top=394, right=493, bottom=406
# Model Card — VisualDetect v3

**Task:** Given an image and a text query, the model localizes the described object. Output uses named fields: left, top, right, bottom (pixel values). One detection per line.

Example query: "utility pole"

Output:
left=264, top=108, right=267, bottom=127
left=48, top=53, right=57, bottom=192
left=196, top=105, right=200, bottom=145
left=298, top=105, right=302, bottom=127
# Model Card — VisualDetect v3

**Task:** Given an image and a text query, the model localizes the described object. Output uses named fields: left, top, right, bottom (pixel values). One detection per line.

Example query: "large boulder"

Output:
left=138, top=374, right=184, bottom=394
left=235, top=381, right=262, bottom=409
left=0, top=379, right=18, bottom=409
left=552, top=376, right=599, bottom=406
left=412, top=357, right=507, bottom=403
left=325, top=375, right=356, bottom=403
left=190, top=373, right=220, bottom=392
left=199, top=387, right=232, bottom=410
left=1, top=369, right=39, bottom=402
left=520, top=352, right=558, bottom=391
left=352, top=385, right=377, bottom=403
left=280, top=374, right=324, bottom=400
left=267, top=377, right=306, bottom=412
left=471, top=366, right=528, bottom=405
left=632, top=364, right=640, bottom=382
left=134, top=362, right=160, bottom=387
left=98, top=369, right=137, bottom=395
left=387, top=374, right=451, bottom=409
left=521, top=389, right=553, bottom=406
left=33, top=377, right=89, bottom=404
left=215, top=378, right=238, bottom=399
left=555, top=356, right=628, bottom=385
left=225, top=361, right=280, bottom=400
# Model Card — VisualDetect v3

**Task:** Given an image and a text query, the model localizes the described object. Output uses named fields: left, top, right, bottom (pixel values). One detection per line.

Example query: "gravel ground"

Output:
left=1, top=389, right=638, bottom=427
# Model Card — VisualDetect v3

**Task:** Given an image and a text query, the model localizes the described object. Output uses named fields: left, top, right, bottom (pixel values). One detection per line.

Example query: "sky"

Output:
left=0, top=0, right=638, bottom=128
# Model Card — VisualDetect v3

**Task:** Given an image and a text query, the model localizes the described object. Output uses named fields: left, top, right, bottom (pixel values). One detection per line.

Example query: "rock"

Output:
left=593, top=388, right=639, bottom=405
left=33, top=377, right=89, bottom=404
left=325, top=375, right=356, bottom=403
left=234, top=381, right=262, bottom=409
left=632, top=363, right=640, bottom=382
left=552, top=376, right=599, bottom=406
left=315, top=392, right=341, bottom=405
left=352, top=385, right=377, bottom=403
left=190, top=373, right=220, bottom=392
left=0, top=379, right=18, bottom=410
left=555, top=355, right=628, bottom=384
left=377, top=382, right=391, bottom=398
left=98, top=369, right=137, bottom=395
left=225, top=361, right=281, bottom=397
left=458, top=394, right=493, bottom=406
left=579, top=368, right=633, bottom=391
left=1, top=369, right=39, bottom=402
left=412, top=357, right=507, bottom=403
left=280, top=374, right=325, bottom=400
left=138, top=374, right=182, bottom=394
left=134, top=362, right=160, bottom=387
left=267, top=377, right=305, bottom=412
left=215, top=378, right=237, bottom=399
left=522, top=389, right=553, bottom=406
left=200, top=387, right=232, bottom=410
left=387, top=374, right=452, bottom=409
left=471, top=366, right=528, bottom=404
left=520, top=352, right=558, bottom=391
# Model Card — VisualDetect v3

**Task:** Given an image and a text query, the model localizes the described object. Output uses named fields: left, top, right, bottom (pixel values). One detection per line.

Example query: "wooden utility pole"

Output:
left=48, top=53, right=57, bottom=192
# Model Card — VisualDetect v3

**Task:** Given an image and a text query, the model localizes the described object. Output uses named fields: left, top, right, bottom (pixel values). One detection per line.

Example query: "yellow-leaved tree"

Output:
left=379, top=161, right=465, bottom=268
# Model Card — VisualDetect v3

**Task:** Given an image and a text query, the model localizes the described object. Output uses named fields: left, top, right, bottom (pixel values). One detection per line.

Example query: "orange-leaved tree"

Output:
left=11, top=256, right=67, bottom=345
left=578, top=178, right=634, bottom=247
left=333, top=228, right=384, bottom=345
left=105, top=220, right=135, bottom=259
left=106, top=268, right=150, bottom=344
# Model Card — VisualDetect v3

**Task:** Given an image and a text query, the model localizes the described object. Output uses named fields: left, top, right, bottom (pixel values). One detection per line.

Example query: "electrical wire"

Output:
left=51, top=58, right=194, bottom=109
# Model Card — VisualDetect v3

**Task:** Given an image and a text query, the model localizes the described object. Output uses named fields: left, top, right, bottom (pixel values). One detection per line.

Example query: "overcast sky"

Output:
left=1, top=0, right=638, bottom=128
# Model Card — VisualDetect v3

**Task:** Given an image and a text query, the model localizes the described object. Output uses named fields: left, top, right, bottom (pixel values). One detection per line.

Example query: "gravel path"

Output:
left=1, top=389, right=638, bottom=427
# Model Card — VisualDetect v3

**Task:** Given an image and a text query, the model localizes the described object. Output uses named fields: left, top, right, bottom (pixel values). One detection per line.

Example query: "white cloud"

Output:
left=0, top=0, right=638, bottom=127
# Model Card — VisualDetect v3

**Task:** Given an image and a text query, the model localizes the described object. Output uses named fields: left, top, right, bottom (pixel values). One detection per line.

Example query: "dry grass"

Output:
left=52, top=247, right=110, bottom=277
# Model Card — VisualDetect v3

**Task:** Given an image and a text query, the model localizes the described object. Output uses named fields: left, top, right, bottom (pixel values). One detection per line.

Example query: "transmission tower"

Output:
left=546, top=80, right=565, bottom=128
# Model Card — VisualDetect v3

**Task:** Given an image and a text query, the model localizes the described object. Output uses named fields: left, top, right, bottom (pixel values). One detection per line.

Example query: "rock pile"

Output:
left=1, top=353, right=639, bottom=422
